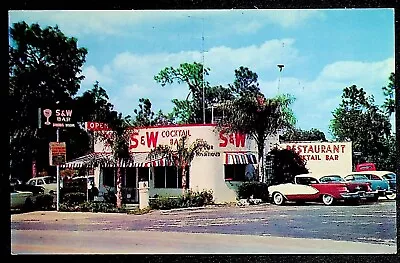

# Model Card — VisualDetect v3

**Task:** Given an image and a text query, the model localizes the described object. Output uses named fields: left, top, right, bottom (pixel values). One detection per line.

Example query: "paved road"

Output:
left=11, top=199, right=397, bottom=254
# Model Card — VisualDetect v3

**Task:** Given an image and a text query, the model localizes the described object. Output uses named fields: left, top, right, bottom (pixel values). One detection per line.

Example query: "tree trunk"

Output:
left=116, top=162, right=122, bottom=208
left=257, top=142, right=264, bottom=183
left=181, top=165, right=187, bottom=195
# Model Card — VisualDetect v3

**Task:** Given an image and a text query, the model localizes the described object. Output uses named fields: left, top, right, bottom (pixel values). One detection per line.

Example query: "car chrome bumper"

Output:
left=340, top=193, right=360, bottom=199
left=357, top=191, right=376, bottom=198
left=371, top=190, right=389, bottom=196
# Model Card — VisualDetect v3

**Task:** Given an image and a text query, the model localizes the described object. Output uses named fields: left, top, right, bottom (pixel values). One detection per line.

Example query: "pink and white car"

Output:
left=268, top=174, right=363, bottom=206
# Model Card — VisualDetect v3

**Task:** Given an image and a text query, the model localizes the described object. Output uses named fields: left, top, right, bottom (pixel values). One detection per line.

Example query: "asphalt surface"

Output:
left=11, top=198, right=397, bottom=252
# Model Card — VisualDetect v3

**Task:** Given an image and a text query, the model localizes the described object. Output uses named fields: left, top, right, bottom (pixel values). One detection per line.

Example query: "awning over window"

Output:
left=60, top=153, right=173, bottom=168
left=225, top=152, right=257, bottom=165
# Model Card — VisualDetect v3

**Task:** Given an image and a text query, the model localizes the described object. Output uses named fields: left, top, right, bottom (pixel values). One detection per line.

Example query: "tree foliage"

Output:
left=154, top=62, right=233, bottom=124
left=9, top=22, right=88, bottom=180
left=218, top=91, right=296, bottom=183
left=329, top=84, right=393, bottom=170
left=268, top=148, right=309, bottom=185
left=382, top=72, right=395, bottom=116
left=281, top=128, right=327, bottom=142
left=97, top=113, right=133, bottom=208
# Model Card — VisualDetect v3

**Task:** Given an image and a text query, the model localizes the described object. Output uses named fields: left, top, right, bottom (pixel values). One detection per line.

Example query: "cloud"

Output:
left=81, top=65, right=114, bottom=87
left=263, top=9, right=325, bottom=28
left=9, top=10, right=325, bottom=38
left=258, top=57, right=394, bottom=139
left=319, top=58, right=394, bottom=85
left=8, top=10, right=185, bottom=37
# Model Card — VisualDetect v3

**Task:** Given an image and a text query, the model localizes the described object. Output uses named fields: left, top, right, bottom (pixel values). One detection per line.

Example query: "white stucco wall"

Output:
left=92, top=124, right=261, bottom=203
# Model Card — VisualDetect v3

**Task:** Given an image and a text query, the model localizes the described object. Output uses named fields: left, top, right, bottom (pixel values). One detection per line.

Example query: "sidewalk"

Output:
left=11, top=229, right=397, bottom=254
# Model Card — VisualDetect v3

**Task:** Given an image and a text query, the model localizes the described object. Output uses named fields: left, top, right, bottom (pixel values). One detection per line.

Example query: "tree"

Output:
left=74, top=81, right=116, bottom=123
left=97, top=113, right=133, bottom=208
left=147, top=135, right=210, bottom=194
left=154, top=62, right=233, bottom=124
left=228, top=66, right=261, bottom=98
left=280, top=128, right=327, bottom=142
left=154, top=62, right=208, bottom=123
left=9, top=21, right=88, bottom=180
left=268, top=147, right=309, bottom=185
left=131, top=98, right=155, bottom=127
left=330, top=85, right=392, bottom=169
left=218, top=92, right=296, bottom=183
left=382, top=72, right=395, bottom=116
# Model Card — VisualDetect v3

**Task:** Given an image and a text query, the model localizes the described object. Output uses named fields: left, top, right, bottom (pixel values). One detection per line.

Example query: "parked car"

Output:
left=27, top=176, right=59, bottom=195
left=10, top=177, right=22, bottom=187
left=374, top=171, right=396, bottom=197
left=10, top=186, right=34, bottom=211
left=268, top=173, right=365, bottom=206
left=15, top=184, right=45, bottom=195
left=318, top=174, right=378, bottom=202
left=343, top=172, right=395, bottom=200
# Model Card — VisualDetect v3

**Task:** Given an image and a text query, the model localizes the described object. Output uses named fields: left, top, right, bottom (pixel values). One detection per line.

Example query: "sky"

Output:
left=8, top=9, right=395, bottom=139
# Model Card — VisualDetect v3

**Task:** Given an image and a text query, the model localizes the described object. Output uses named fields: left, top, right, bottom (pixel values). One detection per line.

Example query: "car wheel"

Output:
left=272, top=192, right=285, bottom=205
left=322, top=194, right=335, bottom=206
left=385, top=193, right=396, bottom=200
left=23, top=198, right=34, bottom=212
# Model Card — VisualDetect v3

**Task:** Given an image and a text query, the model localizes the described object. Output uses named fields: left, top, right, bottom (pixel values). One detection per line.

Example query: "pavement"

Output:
left=10, top=208, right=398, bottom=254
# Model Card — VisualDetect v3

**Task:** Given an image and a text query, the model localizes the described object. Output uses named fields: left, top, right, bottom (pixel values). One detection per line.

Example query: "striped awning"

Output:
left=225, top=152, right=257, bottom=165
left=60, top=153, right=173, bottom=168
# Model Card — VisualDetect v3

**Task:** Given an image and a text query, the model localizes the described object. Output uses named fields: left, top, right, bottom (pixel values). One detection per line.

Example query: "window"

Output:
left=37, top=179, right=44, bottom=185
left=138, top=167, right=149, bottom=182
left=154, top=166, right=188, bottom=188
left=125, top=168, right=136, bottom=188
left=320, top=176, right=343, bottom=183
left=43, top=177, right=56, bottom=184
left=29, top=180, right=36, bottom=186
left=103, top=168, right=115, bottom=187
left=296, top=177, right=317, bottom=185
left=365, top=174, right=382, bottom=180
left=383, top=173, right=396, bottom=180
left=224, top=164, right=246, bottom=181
left=154, top=167, right=165, bottom=188
left=166, top=166, right=178, bottom=188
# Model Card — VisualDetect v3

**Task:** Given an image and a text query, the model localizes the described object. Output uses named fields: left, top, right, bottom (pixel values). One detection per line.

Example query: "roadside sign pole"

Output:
left=56, top=128, right=60, bottom=212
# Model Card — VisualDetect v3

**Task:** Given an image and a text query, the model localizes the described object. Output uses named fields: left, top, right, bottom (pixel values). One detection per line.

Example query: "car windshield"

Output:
left=382, top=173, right=396, bottom=180
left=43, top=177, right=57, bottom=184
left=320, top=176, right=344, bottom=182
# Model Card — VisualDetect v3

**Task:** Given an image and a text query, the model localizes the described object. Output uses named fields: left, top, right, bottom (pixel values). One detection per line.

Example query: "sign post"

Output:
left=56, top=129, right=60, bottom=211
left=49, top=139, right=66, bottom=211
left=39, top=106, right=75, bottom=212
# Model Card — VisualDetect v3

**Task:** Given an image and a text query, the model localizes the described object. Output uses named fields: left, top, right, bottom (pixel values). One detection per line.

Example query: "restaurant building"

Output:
left=62, top=123, right=280, bottom=203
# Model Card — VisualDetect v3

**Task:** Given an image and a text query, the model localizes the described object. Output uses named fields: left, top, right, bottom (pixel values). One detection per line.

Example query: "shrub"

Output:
left=59, top=201, right=127, bottom=213
left=149, top=190, right=214, bottom=210
left=237, top=181, right=269, bottom=202
left=149, top=196, right=181, bottom=210
left=35, top=194, right=54, bottom=210
left=62, top=192, right=86, bottom=206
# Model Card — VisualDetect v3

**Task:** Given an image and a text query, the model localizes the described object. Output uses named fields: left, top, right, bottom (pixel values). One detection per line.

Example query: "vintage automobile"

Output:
left=268, top=173, right=366, bottom=206
left=10, top=186, right=34, bottom=210
left=27, top=176, right=59, bottom=195
left=318, top=174, right=378, bottom=202
left=373, top=171, right=396, bottom=196
left=343, top=172, right=395, bottom=200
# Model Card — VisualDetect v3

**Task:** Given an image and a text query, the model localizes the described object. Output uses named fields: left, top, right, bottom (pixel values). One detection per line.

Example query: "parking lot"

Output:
left=11, top=198, right=396, bottom=247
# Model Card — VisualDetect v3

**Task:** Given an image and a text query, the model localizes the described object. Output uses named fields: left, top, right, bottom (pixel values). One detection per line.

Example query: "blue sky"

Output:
left=9, top=9, right=395, bottom=139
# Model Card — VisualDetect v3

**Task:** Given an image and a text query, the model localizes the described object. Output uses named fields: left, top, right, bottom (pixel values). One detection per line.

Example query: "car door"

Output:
left=365, top=173, right=389, bottom=190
